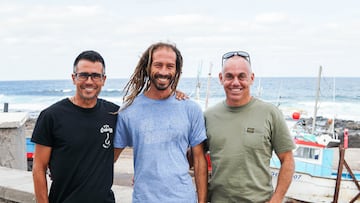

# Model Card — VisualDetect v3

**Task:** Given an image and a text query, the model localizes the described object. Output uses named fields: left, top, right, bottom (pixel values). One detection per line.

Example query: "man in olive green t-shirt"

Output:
left=205, top=51, right=295, bottom=203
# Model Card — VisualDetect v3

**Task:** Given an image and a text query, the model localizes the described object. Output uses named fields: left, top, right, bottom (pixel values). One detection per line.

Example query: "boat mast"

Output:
left=256, top=77, right=262, bottom=98
left=312, top=66, right=322, bottom=134
left=332, top=77, right=337, bottom=139
left=195, top=61, right=202, bottom=102
left=205, top=63, right=212, bottom=109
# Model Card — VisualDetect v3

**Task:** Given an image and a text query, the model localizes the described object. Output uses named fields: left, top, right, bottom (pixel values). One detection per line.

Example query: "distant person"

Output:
left=31, top=50, right=119, bottom=203
left=113, top=42, right=208, bottom=203
left=205, top=51, right=295, bottom=203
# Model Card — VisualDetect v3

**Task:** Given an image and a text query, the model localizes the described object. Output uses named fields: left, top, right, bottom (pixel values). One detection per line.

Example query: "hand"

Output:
left=175, top=90, right=189, bottom=100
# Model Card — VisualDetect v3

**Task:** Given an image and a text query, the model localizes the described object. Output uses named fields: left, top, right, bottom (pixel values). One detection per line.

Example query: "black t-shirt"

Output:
left=32, top=98, right=119, bottom=203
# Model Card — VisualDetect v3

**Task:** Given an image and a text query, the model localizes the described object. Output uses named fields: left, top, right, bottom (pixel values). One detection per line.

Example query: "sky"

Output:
left=1, top=0, right=359, bottom=81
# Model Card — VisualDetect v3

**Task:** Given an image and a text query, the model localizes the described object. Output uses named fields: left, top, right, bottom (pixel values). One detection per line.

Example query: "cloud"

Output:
left=254, top=12, right=288, bottom=24
left=1, top=1, right=360, bottom=80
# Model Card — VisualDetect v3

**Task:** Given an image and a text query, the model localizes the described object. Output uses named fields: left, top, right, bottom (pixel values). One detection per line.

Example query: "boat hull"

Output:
left=271, top=167, right=360, bottom=203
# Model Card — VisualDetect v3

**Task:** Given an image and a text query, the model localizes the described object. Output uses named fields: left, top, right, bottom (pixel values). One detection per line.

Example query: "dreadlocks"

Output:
left=122, top=42, right=183, bottom=109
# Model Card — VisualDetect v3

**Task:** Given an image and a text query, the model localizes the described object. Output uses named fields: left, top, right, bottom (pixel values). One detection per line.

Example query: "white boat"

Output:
left=271, top=66, right=360, bottom=202
left=271, top=137, right=360, bottom=203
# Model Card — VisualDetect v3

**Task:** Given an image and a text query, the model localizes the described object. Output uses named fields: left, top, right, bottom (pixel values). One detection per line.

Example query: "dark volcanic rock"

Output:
left=295, top=116, right=360, bottom=148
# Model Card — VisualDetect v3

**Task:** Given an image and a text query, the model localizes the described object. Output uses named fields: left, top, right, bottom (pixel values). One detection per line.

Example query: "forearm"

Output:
left=32, top=167, right=49, bottom=203
left=194, top=156, right=208, bottom=203
left=32, top=144, right=51, bottom=203
left=269, top=153, right=294, bottom=203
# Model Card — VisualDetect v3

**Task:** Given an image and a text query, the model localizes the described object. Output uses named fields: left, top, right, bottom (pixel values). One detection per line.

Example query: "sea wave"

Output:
left=1, top=77, right=359, bottom=121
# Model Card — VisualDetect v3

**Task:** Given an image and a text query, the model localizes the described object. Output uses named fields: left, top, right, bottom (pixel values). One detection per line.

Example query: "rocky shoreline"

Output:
left=25, top=117, right=37, bottom=138
left=292, top=116, right=360, bottom=148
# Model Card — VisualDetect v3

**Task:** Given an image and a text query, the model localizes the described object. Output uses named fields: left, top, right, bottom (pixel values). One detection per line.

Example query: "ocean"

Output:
left=0, top=77, right=359, bottom=121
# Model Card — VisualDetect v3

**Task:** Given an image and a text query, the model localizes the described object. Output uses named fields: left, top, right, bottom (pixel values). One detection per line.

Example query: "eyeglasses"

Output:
left=74, top=72, right=104, bottom=82
left=222, top=51, right=251, bottom=66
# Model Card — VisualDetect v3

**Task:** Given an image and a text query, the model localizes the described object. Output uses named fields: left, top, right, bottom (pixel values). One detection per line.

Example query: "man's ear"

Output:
left=249, top=73, right=255, bottom=85
left=219, top=72, right=224, bottom=85
left=102, top=75, right=107, bottom=86
left=71, top=73, right=76, bottom=85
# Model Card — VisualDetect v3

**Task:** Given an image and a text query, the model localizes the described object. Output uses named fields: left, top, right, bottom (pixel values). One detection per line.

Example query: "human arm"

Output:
left=192, top=142, right=208, bottom=203
left=32, top=144, right=51, bottom=203
left=267, top=150, right=294, bottom=203
left=114, top=148, right=124, bottom=162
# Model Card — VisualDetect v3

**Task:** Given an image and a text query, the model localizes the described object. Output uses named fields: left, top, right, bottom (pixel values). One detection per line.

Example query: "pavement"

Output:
left=113, top=148, right=134, bottom=202
left=0, top=148, right=134, bottom=203
left=3, top=144, right=359, bottom=203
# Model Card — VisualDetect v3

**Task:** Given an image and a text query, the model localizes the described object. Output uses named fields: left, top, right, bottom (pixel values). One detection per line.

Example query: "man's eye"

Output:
left=78, top=73, right=89, bottom=78
left=92, top=74, right=101, bottom=79
left=239, top=73, right=248, bottom=80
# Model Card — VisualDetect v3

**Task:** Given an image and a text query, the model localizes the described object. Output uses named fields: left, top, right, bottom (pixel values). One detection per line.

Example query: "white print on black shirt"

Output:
left=100, top=125, right=113, bottom=149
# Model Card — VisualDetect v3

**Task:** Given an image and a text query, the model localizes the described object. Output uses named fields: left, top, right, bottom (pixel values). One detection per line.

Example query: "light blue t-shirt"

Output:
left=114, top=93, right=207, bottom=203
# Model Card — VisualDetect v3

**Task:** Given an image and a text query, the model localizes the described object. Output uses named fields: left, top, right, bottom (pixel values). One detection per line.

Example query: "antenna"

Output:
left=205, top=63, right=212, bottom=109
left=312, top=66, right=322, bottom=134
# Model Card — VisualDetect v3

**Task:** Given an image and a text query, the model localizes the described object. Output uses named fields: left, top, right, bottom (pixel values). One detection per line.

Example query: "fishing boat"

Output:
left=271, top=66, right=360, bottom=202
left=271, top=134, right=360, bottom=202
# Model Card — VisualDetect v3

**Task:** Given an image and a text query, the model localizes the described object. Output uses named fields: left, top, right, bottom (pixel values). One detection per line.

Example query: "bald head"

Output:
left=222, top=56, right=252, bottom=74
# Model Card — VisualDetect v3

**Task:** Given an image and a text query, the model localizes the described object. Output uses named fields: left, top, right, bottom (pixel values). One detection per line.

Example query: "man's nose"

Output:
left=158, top=66, right=169, bottom=74
left=231, top=77, right=241, bottom=85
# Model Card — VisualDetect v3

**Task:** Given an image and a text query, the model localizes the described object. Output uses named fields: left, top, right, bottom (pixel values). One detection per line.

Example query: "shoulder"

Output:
left=98, top=98, right=120, bottom=111
left=35, top=99, right=69, bottom=125
left=252, top=98, right=285, bottom=122
left=181, top=98, right=204, bottom=112
left=41, top=98, right=69, bottom=113
left=97, top=98, right=118, bottom=106
left=253, top=98, right=280, bottom=112
left=117, top=96, right=145, bottom=117
left=183, top=98, right=201, bottom=107
left=204, top=101, right=224, bottom=116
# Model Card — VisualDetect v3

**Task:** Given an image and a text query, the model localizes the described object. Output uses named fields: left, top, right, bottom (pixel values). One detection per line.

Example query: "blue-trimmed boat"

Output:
left=271, top=133, right=360, bottom=203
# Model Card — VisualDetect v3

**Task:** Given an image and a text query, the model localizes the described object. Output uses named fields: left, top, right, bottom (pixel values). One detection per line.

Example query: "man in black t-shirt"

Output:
left=31, top=50, right=119, bottom=203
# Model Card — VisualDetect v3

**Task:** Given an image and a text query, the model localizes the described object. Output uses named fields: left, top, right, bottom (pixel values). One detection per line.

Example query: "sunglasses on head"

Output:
left=222, top=51, right=251, bottom=66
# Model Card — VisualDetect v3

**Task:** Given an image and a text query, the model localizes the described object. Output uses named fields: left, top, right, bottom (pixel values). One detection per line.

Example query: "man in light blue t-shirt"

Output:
left=114, top=42, right=208, bottom=203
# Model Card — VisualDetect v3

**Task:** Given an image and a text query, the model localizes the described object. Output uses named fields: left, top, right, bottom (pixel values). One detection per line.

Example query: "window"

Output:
left=294, top=146, right=321, bottom=160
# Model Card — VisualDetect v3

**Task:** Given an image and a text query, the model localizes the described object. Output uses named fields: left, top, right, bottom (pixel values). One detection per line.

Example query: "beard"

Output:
left=150, top=73, right=174, bottom=91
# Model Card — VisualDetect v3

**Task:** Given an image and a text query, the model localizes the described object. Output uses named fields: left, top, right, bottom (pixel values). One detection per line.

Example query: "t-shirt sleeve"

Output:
left=31, top=110, right=54, bottom=147
left=272, top=108, right=296, bottom=153
left=188, top=102, right=207, bottom=147
left=114, top=112, right=132, bottom=148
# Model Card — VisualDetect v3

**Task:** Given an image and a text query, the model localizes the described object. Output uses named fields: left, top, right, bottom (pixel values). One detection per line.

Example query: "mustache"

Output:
left=81, top=84, right=97, bottom=89
left=154, top=73, right=172, bottom=80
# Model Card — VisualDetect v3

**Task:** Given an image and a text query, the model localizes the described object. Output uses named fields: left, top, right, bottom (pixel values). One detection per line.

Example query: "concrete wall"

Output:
left=0, top=167, right=35, bottom=203
left=0, top=113, right=28, bottom=170
left=0, top=166, right=133, bottom=203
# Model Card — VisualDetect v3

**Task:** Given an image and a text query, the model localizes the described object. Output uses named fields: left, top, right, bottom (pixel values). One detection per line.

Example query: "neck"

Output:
left=226, top=96, right=253, bottom=107
left=144, top=88, right=173, bottom=100
left=70, top=96, right=97, bottom=108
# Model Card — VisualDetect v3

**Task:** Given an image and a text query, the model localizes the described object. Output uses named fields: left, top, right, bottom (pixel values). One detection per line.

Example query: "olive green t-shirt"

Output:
left=205, top=97, right=295, bottom=203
